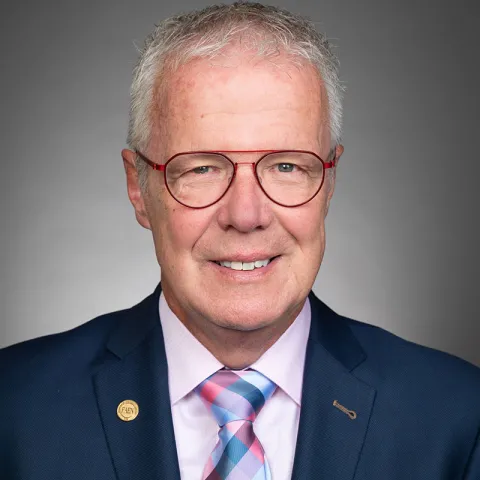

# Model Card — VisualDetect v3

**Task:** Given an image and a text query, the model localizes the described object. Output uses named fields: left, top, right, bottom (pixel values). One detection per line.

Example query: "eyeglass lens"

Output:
left=165, top=152, right=325, bottom=208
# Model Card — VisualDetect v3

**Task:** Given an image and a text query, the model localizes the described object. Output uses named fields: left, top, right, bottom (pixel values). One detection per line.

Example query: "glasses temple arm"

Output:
left=135, top=150, right=166, bottom=171
left=324, top=149, right=338, bottom=169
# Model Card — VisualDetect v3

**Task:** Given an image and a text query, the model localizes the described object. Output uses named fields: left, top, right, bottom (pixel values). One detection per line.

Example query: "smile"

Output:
left=213, top=257, right=278, bottom=271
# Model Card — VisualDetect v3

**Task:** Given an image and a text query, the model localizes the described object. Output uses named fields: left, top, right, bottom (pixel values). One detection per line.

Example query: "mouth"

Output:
left=212, top=256, right=281, bottom=271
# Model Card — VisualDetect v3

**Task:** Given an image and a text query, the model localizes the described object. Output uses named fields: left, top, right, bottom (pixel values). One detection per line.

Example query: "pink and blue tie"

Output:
left=195, top=369, right=277, bottom=480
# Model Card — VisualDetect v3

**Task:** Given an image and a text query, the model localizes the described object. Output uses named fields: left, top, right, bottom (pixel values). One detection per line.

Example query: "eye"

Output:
left=277, top=163, right=296, bottom=173
left=192, top=165, right=211, bottom=174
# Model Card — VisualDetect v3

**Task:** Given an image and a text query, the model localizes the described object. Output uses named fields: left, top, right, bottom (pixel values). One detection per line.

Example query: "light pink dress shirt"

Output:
left=159, top=292, right=311, bottom=480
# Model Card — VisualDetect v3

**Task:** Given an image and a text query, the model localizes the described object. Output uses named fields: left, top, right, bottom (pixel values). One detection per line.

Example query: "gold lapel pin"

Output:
left=333, top=399, right=357, bottom=420
left=117, top=400, right=139, bottom=422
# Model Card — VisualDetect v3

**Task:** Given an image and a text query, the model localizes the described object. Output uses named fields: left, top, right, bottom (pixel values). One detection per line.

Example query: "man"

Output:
left=1, top=2, right=479, bottom=479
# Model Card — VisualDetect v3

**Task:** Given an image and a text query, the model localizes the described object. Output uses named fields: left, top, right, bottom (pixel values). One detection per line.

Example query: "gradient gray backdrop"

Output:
left=1, top=0, right=479, bottom=366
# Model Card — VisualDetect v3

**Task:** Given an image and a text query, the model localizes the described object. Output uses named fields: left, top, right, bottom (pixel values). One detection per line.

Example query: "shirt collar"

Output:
left=251, top=298, right=310, bottom=406
left=159, top=292, right=223, bottom=405
left=159, top=292, right=311, bottom=406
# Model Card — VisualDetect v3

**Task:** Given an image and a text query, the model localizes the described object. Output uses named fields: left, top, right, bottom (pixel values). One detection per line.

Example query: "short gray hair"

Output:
left=127, top=2, right=344, bottom=187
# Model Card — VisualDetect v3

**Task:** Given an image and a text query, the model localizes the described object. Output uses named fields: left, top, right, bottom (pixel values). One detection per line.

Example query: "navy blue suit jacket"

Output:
left=1, top=284, right=479, bottom=479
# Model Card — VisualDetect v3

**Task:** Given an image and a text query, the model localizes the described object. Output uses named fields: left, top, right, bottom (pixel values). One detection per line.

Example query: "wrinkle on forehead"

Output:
left=166, top=51, right=323, bottom=102
left=197, top=106, right=309, bottom=118
left=149, top=51, right=331, bottom=156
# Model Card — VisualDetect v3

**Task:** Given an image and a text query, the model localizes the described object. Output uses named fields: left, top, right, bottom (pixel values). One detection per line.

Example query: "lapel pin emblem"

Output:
left=333, top=400, right=357, bottom=420
left=117, top=400, right=139, bottom=422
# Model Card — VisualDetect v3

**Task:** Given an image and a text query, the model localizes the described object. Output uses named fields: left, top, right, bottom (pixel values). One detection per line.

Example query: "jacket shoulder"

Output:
left=346, top=317, right=480, bottom=410
left=0, top=306, right=131, bottom=391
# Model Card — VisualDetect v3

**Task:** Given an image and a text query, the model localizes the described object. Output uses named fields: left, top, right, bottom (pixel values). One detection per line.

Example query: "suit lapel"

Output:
left=93, top=285, right=181, bottom=480
left=291, top=293, right=376, bottom=480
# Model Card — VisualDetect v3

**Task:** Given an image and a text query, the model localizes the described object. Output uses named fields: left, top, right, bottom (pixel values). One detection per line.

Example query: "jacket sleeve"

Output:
left=464, top=428, right=480, bottom=480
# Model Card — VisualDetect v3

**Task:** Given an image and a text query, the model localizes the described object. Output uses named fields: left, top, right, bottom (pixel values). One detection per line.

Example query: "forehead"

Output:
left=152, top=51, right=330, bottom=155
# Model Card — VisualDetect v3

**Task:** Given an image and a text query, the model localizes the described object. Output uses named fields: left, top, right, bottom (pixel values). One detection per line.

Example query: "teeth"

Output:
left=218, top=258, right=272, bottom=270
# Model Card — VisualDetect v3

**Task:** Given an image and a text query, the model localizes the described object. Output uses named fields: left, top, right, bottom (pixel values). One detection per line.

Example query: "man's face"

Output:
left=124, top=52, right=341, bottom=333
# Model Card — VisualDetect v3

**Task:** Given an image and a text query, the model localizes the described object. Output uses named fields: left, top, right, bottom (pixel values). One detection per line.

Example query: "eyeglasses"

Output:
left=135, top=149, right=337, bottom=209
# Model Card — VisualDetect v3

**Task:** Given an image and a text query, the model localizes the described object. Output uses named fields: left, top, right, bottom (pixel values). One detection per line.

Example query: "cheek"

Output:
left=284, top=201, right=327, bottom=286
left=150, top=196, right=216, bottom=262
left=279, top=198, right=327, bottom=248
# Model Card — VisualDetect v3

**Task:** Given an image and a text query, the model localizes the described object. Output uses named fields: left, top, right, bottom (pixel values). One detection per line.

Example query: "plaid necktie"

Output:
left=195, top=368, right=277, bottom=480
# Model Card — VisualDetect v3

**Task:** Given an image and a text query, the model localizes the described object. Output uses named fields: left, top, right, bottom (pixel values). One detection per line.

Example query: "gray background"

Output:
left=1, top=0, right=479, bottom=367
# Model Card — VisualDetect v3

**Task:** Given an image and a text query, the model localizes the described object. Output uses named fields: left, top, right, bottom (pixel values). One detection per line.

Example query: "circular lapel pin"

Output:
left=117, top=400, right=139, bottom=422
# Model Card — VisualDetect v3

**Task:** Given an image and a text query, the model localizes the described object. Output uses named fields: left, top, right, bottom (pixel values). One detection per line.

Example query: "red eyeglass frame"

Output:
left=135, top=149, right=337, bottom=209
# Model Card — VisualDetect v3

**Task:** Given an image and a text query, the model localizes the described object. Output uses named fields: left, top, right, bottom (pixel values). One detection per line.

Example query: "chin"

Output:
left=213, top=316, right=275, bottom=332
left=203, top=297, right=293, bottom=332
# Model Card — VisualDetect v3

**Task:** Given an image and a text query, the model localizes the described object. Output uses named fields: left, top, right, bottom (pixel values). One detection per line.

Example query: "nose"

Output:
left=216, top=162, right=274, bottom=233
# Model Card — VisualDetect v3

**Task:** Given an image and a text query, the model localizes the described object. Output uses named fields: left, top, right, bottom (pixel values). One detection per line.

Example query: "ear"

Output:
left=121, top=148, right=152, bottom=230
left=325, top=144, right=344, bottom=212
left=334, top=144, right=344, bottom=166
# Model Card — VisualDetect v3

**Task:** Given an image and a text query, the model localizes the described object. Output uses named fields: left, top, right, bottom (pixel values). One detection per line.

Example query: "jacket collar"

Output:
left=105, top=283, right=163, bottom=360
left=307, top=290, right=367, bottom=371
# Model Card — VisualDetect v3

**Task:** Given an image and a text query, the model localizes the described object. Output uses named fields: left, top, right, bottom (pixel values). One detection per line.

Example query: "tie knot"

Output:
left=195, top=369, right=276, bottom=426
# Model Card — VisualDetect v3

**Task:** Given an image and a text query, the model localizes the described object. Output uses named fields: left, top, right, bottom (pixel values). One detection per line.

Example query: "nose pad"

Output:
left=234, top=162, right=256, bottom=173
left=230, top=162, right=262, bottom=196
